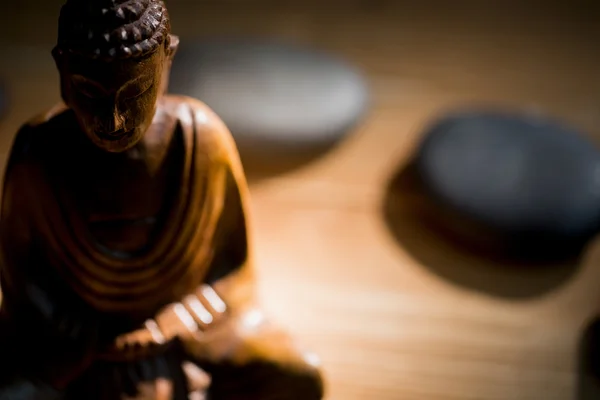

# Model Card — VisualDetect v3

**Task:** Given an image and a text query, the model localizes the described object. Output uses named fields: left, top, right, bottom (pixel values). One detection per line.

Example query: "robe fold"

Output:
left=0, top=96, right=254, bottom=398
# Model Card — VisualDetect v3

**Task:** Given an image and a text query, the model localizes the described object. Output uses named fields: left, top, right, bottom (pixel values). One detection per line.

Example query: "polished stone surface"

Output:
left=169, top=39, right=369, bottom=155
left=414, top=110, right=600, bottom=254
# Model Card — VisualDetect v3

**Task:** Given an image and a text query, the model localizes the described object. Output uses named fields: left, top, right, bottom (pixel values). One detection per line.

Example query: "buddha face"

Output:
left=53, top=36, right=178, bottom=153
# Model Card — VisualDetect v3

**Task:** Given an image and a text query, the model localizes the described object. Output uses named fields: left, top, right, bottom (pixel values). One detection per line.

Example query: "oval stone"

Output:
left=414, top=110, right=600, bottom=255
left=169, top=38, right=369, bottom=156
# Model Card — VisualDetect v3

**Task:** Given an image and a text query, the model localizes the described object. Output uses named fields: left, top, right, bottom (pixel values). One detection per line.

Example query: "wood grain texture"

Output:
left=1, top=2, right=600, bottom=399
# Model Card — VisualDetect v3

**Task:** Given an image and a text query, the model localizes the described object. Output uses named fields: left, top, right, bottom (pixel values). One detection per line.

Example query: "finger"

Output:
left=121, top=378, right=174, bottom=400
left=153, top=356, right=175, bottom=400
left=196, top=285, right=227, bottom=317
left=189, top=391, right=206, bottom=400
left=181, top=295, right=213, bottom=328
left=182, top=361, right=211, bottom=393
left=121, top=357, right=177, bottom=400
left=155, top=378, right=174, bottom=400
left=171, top=302, right=201, bottom=333
left=162, top=284, right=228, bottom=335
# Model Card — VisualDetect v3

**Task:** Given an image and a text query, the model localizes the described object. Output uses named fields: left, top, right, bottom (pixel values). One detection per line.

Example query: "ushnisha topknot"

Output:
left=56, top=0, right=170, bottom=60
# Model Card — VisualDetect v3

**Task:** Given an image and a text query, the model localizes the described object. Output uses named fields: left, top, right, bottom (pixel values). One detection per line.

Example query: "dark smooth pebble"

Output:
left=414, top=109, right=600, bottom=255
left=169, top=38, right=369, bottom=154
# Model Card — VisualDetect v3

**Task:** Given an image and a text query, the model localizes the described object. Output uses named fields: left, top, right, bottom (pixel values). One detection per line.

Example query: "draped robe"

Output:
left=0, top=95, right=322, bottom=400
left=0, top=95, right=255, bottom=397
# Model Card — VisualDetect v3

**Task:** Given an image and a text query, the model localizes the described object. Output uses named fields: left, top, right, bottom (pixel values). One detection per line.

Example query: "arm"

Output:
left=0, top=125, right=64, bottom=399
left=0, top=124, right=35, bottom=300
left=202, top=103, right=257, bottom=312
left=0, top=123, right=98, bottom=396
left=106, top=99, right=323, bottom=398
left=176, top=100, right=324, bottom=399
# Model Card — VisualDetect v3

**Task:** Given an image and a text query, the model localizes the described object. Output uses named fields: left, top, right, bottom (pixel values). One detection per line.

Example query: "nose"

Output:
left=106, top=114, right=124, bottom=133
left=95, top=108, right=125, bottom=135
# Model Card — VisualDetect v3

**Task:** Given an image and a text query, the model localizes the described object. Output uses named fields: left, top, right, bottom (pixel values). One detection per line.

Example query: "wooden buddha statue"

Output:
left=0, top=0, right=324, bottom=398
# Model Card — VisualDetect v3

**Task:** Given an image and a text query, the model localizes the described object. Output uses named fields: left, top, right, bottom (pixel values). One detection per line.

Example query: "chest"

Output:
left=75, top=152, right=174, bottom=218
left=48, top=127, right=184, bottom=254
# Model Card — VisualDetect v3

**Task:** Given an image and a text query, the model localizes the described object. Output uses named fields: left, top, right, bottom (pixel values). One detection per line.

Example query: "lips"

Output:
left=96, top=128, right=132, bottom=141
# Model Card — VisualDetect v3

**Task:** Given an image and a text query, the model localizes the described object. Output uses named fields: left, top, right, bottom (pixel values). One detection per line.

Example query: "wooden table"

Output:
left=1, top=2, right=600, bottom=399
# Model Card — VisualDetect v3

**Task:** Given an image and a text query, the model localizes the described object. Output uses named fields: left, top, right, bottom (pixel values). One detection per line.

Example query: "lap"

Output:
left=65, top=347, right=195, bottom=400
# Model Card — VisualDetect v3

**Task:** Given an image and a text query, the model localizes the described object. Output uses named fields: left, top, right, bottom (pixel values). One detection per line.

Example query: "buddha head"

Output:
left=53, top=0, right=179, bottom=152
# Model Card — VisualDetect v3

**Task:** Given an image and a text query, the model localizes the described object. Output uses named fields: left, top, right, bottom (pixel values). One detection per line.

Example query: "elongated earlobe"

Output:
left=168, top=34, right=180, bottom=59
left=51, top=47, right=63, bottom=66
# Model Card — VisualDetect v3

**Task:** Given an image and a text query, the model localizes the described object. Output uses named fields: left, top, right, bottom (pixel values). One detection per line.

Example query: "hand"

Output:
left=144, top=284, right=324, bottom=399
left=205, top=359, right=324, bottom=400
left=177, top=309, right=324, bottom=400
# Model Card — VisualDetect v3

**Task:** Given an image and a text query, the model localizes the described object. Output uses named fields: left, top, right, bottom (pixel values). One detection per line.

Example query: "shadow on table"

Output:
left=238, top=142, right=340, bottom=183
left=381, top=162, right=583, bottom=300
left=578, top=317, right=600, bottom=400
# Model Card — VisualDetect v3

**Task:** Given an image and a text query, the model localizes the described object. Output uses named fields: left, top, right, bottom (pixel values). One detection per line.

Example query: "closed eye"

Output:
left=125, top=82, right=154, bottom=99
left=119, top=77, right=155, bottom=100
left=72, top=75, right=107, bottom=99
left=78, top=85, right=104, bottom=99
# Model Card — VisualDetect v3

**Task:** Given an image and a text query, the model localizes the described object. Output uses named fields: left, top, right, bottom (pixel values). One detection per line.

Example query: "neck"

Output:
left=127, top=100, right=177, bottom=175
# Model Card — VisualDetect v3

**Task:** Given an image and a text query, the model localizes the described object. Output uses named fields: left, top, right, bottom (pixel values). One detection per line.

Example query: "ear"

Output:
left=167, top=34, right=180, bottom=60
left=51, top=46, right=64, bottom=69
left=52, top=47, right=70, bottom=105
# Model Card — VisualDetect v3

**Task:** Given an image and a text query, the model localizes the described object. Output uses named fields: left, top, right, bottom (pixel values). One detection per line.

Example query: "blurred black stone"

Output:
left=413, top=109, right=600, bottom=259
left=383, top=162, right=581, bottom=299
left=169, top=38, right=369, bottom=176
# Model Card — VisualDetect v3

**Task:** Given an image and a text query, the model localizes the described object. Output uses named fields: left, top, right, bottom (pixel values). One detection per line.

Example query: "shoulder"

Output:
left=163, top=95, right=239, bottom=163
left=7, top=103, right=72, bottom=166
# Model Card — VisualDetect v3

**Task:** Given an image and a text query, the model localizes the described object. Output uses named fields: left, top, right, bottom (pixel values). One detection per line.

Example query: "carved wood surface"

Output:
left=1, top=2, right=600, bottom=399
